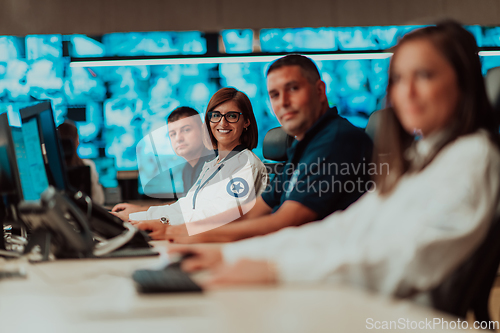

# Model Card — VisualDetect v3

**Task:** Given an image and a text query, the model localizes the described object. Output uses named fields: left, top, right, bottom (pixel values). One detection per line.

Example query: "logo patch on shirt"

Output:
left=226, top=177, right=249, bottom=197
left=286, top=169, right=300, bottom=199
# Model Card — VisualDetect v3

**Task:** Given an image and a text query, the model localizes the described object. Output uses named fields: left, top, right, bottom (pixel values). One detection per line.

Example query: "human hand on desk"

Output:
left=207, top=259, right=278, bottom=287
left=110, top=210, right=129, bottom=221
left=165, top=224, right=206, bottom=244
left=168, top=245, right=277, bottom=287
left=111, top=203, right=147, bottom=219
left=168, top=244, right=223, bottom=272
left=134, top=220, right=168, bottom=240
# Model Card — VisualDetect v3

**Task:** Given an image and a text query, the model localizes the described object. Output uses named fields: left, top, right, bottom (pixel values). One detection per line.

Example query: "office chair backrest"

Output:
left=486, top=66, right=500, bottom=113
left=59, top=138, right=92, bottom=196
left=430, top=210, right=500, bottom=321
left=66, top=165, right=92, bottom=198
left=365, top=108, right=389, bottom=142
left=262, top=127, right=294, bottom=176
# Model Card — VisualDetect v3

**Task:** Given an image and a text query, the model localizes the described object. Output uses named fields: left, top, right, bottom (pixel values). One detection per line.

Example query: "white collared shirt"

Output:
left=130, top=149, right=268, bottom=232
left=223, top=130, right=500, bottom=297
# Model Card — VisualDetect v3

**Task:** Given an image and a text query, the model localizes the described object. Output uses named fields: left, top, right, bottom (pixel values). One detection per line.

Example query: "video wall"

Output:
left=1, top=25, right=500, bottom=175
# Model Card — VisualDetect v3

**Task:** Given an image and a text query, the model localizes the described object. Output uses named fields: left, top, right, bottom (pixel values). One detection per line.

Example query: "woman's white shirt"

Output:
left=222, top=130, right=500, bottom=297
left=129, top=149, right=268, bottom=229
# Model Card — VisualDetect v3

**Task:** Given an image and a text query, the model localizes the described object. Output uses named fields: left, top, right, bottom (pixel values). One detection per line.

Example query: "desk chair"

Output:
left=66, top=165, right=91, bottom=197
left=486, top=66, right=500, bottom=113
left=262, top=127, right=294, bottom=178
left=364, top=109, right=387, bottom=141
left=60, top=138, right=92, bottom=197
left=430, top=211, right=500, bottom=322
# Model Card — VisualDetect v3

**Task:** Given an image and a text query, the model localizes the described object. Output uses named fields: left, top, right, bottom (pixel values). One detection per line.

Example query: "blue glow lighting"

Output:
left=102, top=31, right=206, bottom=56
left=260, top=28, right=337, bottom=52
left=69, top=35, right=106, bottom=57
left=1, top=25, right=500, bottom=174
left=221, top=29, right=254, bottom=53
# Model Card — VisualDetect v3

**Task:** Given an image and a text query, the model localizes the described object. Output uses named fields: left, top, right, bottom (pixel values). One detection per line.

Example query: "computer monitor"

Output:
left=0, top=113, right=23, bottom=200
left=12, top=118, right=50, bottom=201
left=19, top=102, right=68, bottom=191
left=0, top=113, right=49, bottom=202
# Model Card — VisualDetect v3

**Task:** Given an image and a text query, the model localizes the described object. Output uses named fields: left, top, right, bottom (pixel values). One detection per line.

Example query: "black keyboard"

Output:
left=132, top=267, right=203, bottom=293
left=99, top=248, right=159, bottom=258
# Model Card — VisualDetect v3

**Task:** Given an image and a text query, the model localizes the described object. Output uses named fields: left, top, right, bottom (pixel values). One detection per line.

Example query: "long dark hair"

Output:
left=374, top=20, right=500, bottom=195
left=57, top=122, right=85, bottom=167
left=204, top=87, right=258, bottom=150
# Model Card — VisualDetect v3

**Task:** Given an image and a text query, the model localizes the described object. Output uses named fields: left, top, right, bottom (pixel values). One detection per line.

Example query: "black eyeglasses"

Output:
left=207, top=111, right=243, bottom=123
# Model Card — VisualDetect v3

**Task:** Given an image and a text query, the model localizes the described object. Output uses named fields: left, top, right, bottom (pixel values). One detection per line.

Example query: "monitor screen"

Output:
left=20, top=102, right=68, bottom=191
left=11, top=118, right=49, bottom=201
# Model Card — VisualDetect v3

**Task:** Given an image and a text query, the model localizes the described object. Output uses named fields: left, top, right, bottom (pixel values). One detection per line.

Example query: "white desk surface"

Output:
left=0, top=243, right=481, bottom=333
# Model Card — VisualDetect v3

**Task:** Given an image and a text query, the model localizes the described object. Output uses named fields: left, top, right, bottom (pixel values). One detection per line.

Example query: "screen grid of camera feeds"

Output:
left=0, top=26, right=499, bottom=172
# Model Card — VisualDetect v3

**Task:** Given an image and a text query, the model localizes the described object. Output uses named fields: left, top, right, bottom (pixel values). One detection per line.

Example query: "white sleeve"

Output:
left=129, top=197, right=191, bottom=224
left=222, top=192, right=371, bottom=264
left=223, top=135, right=500, bottom=296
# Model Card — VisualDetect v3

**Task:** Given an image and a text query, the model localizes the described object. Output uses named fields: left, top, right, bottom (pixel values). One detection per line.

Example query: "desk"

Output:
left=0, top=246, right=484, bottom=333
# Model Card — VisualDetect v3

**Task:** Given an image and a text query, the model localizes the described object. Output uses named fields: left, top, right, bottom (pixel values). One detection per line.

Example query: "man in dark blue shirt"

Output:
left=262, top=105, right=372, bottom=220
left=142, top=55, right=373, bottom=243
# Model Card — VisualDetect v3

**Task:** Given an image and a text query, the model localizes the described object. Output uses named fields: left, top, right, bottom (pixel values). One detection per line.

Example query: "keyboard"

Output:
left=99, top=248, right=159, bottom=258
left=132, top=267, right=203, bottom=293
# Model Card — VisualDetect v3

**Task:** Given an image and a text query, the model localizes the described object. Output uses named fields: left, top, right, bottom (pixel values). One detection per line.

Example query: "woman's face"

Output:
left=209, top=100, right=250, bottom=151
left=389, top=39, right=461, bottom=136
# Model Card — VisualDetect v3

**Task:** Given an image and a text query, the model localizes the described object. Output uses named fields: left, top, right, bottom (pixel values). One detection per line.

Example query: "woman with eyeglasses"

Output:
left=120, top=87, right=268, bottom=238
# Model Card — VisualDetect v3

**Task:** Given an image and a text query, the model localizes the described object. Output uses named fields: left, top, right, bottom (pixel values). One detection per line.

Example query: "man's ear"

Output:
left=316, top=80, right=327, bottom=102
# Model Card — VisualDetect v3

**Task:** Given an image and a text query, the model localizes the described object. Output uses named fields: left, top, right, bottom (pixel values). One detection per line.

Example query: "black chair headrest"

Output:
left=263, top=127, right=294, bottom=162
left=486, top=66, right=500, bottom=114
left=365, top=108, right=389, bottom=142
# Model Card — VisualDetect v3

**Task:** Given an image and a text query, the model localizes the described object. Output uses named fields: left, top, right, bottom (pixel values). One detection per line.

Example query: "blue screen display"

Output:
left=90, top=157, right=118, bottom=188
left=11, top=118, right=49, bottom=201
left=102, top=31, right=207, bottom=57
left=221, top=29, right=254, bottom=53
left=260, top=28, right=337, bottom=52
left=0, top=24, right=499, bottom=176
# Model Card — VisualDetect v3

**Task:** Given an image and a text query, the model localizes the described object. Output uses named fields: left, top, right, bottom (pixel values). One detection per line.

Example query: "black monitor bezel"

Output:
left=19, top=101, right=69, bottom=192
left=0, top=113, right=24, bottom=201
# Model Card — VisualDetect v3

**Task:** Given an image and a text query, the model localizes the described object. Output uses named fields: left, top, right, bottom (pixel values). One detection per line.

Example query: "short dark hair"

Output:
left=204, top=87, right=259, bottom=150
left=266, top=54, right=321, bottom=84
left=167, top=106, right=200, bottom=123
